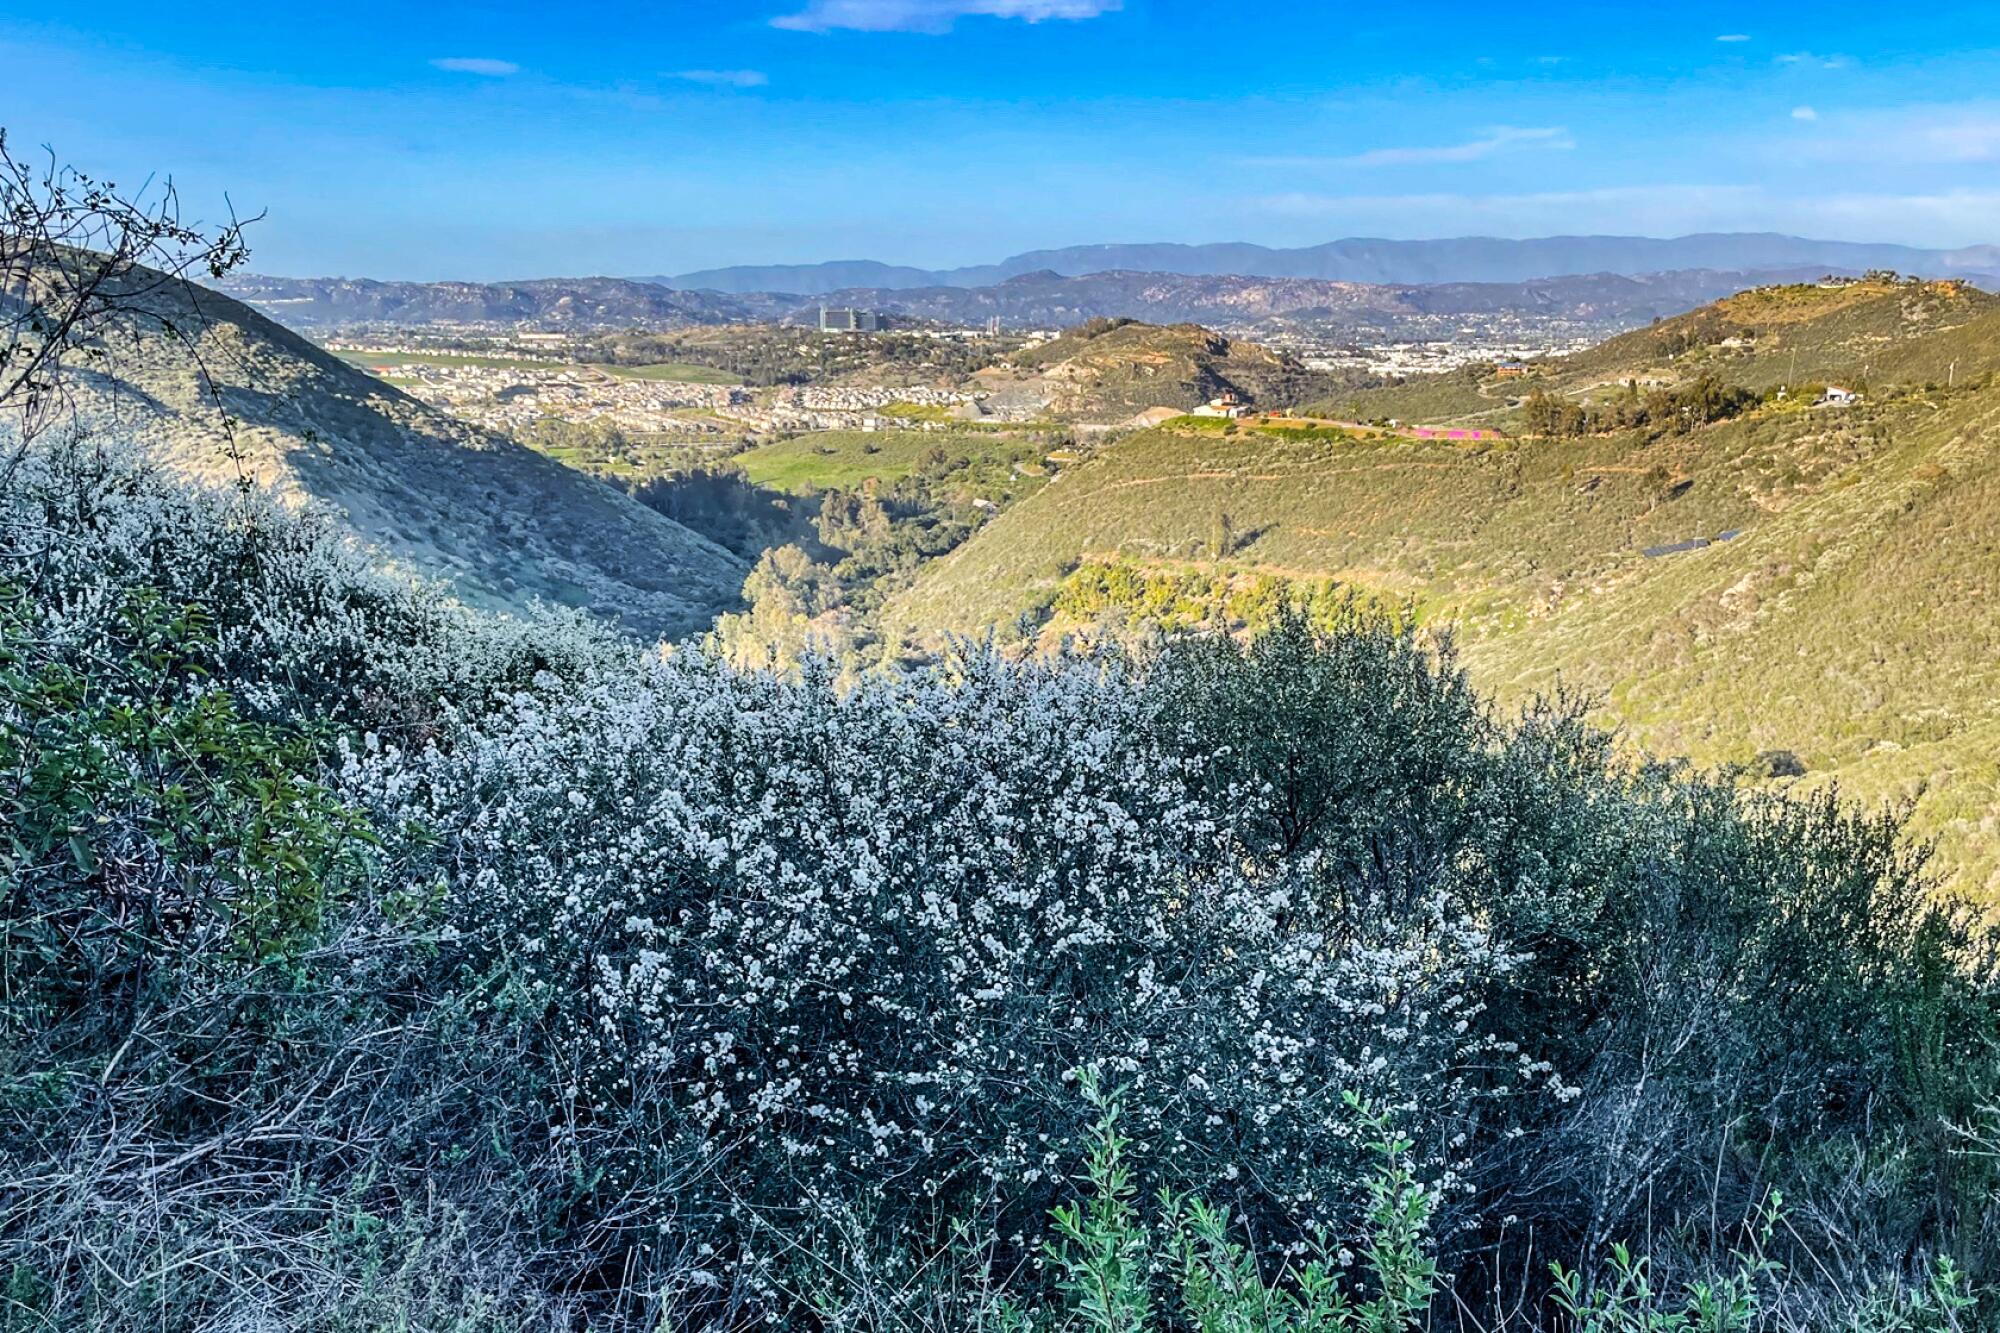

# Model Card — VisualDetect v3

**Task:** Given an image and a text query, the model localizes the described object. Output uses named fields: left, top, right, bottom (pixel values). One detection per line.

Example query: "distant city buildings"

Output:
left=818, top=306, right=882, bottom=333
left=346, top=355, right=746, bottom=435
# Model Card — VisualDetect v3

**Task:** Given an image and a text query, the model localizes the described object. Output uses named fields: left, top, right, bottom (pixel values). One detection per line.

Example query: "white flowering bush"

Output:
left=345, top=636, right=1546, bottom=1269
left=1, top=432, right=619, bottom=735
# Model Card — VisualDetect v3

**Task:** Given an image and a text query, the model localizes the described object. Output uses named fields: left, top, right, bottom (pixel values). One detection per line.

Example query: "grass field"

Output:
left=733, top=429, right=1050, bottom=497
left=602, top=361, right=744, bottom=385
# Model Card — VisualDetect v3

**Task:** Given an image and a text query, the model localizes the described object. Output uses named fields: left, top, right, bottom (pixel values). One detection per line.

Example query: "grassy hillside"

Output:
left=1473, top=384, right=2000, bottom=895
left=885, top=414, right=1779, bottom=638
left=1330, top=278, right=2000, bottom=433
left=1561, top=277, right=1999, bottom=390
left=733, top=428, right=1050, bottom=498
left=886, top=373, right=2000, bottom=896
left=62, top=274, right=746, bottom=638
left=1325, top=366, right=1521, bottom=428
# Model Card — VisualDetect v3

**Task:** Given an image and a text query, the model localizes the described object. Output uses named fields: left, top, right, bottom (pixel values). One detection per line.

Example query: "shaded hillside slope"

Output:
left=56, top=274, right=746, bottom=638
left=886, top=382, right=2000, bottom=896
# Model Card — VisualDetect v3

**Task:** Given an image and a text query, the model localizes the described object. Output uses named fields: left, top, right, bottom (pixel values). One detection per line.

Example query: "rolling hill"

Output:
left=1559, top=277, right=2000, bottom=390
left=885, top=291, right=2000, bottom=897
left=979, top=318, right=1342, bottom=419
left=1327, top=276, right=2000, bottom=430
left=54, top=272, right=747, bottom=639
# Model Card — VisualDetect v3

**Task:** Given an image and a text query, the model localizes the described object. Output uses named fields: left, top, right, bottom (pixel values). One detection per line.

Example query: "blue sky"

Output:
left=4, top=0, right=1998, bottom=278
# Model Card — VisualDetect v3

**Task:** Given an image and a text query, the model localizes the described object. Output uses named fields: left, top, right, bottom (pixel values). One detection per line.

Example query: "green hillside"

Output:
left=885, top=414, right=1782, bottom=640
left=1329, top=277, right=2000, bottom=433
left=1474, top=385, right=2000, bottom=895
left=887, top=310, right=2000, bottom=896
left=1560, top=277, right=1999, bottom=390
left=733, top=428, right=1049, bottom=497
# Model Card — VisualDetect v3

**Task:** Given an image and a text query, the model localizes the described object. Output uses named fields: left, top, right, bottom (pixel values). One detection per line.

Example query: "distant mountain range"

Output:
left=652, top=233, right=2000, bottom=294
left=224, top=264, right=1922, bottom=340
left=776, top=266, right=1859, bottom=333
left=222, top=275, right=761, bottom=330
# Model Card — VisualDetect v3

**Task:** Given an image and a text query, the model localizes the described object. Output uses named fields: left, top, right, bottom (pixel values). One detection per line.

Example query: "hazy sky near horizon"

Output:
left=5, top=1, right=1999, bottom=279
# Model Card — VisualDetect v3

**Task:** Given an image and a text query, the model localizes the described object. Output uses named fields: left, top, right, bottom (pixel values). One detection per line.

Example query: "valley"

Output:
left=299, top=272, right=1991, bottom=898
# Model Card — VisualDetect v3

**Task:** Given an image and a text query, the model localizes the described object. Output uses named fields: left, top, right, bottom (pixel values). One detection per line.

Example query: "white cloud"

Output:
left=1913, top=117, right=2000, bottom=163
left=1776, top=52, right=1852, bottom=69
left=771, top=0, right=1119, bottom=33
left=429, top=57, right=520, bottom=76
left=668, top=69, right=770, bottom=88
left=1253, top=125, right=1574, bottom=170
left=1716, top=33, right=1751, bottom=42
left=1792, top=105, right=1819, bottom=121
left=1780, top=103, right=2000, bottom=164
left=1248, top=182, right=2000, bottom=248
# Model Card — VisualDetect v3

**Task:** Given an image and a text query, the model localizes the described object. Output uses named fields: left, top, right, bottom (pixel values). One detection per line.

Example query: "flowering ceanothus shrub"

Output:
left=346, top=643, right=1553, bottom=1257
left=1, top=434, right=620, bottom=734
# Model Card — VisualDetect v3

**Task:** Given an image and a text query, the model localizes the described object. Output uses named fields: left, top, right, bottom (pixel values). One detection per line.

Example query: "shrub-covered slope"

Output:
left=3, top=442, right=1994, bottom=1330
left=1559, top=276, right=1998, bottom=390
left=45, top=271, right=746, bottom=638
left=1328, top=277, right=2000, bottom=431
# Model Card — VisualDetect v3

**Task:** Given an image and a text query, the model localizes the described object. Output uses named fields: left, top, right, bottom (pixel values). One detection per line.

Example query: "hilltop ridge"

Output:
left=982, top=318, right=1340, bottom=419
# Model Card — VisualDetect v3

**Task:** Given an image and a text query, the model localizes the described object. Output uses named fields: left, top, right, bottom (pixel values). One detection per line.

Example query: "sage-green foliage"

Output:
left=0, top=581, right=366, bottom=1034
left=1548, top=1205, right=1978, bottom=1333
left=1034, top=1079, right=1436, bottom=1333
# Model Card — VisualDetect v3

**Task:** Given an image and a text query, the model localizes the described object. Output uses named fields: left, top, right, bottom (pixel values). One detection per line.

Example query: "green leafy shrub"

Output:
left=1, top=582, right=367, bottom=1036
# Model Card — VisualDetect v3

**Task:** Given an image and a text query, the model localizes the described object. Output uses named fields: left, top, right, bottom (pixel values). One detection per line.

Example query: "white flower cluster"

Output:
left=2, top=438, right=1552, bottom=1258
left=0, top=435, right=618, bottom=727
left=345, top=643, right=1542, bottom=1246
